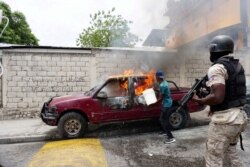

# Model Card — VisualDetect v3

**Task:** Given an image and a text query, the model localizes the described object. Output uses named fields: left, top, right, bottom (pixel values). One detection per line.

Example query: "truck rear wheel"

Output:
left=58, top=112, right=88, bottom=138
left=167, top=106, right=188, bottom=130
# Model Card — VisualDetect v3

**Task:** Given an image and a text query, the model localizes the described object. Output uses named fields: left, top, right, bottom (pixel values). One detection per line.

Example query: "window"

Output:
left=133, top=77, right=155, bottom=96
left=101, top=78, right=128, bottom=97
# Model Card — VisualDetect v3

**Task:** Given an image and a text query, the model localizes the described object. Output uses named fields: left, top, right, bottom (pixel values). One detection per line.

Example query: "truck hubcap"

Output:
left=64, top=119, right=81, bottom=136
left=169, top=112, right=182, bottom=127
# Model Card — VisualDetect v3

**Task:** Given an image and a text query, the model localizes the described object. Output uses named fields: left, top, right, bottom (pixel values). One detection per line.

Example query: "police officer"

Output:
left=192, top=35, right=248, bottom=167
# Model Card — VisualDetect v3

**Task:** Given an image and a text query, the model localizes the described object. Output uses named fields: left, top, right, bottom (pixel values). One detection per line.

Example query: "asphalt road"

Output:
left=0, top=142, right=44, bottom=167
left=0, top=110, right=249, bottom=167
left=0, top=125, right=249, bottom=167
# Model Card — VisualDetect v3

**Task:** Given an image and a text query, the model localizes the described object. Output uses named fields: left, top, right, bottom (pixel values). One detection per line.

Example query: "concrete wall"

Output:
left=1, top=48, right=93, bottom=119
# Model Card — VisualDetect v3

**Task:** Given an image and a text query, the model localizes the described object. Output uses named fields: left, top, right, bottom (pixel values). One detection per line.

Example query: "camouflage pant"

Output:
left=205, top=111, right=247, bottom=167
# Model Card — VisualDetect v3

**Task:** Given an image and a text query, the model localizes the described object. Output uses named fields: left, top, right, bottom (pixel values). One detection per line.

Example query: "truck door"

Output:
left=97, top=78, right=136, bottom=121
left=131, top=77, right=160, bottom=119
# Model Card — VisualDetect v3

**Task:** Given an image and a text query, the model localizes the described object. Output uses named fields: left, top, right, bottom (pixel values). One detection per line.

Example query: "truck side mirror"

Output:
left=97, top=91, right=108, bottom=99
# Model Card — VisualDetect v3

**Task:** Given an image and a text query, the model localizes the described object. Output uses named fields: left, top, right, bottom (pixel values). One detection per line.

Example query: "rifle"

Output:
left=176, top=75, right=209, bottom=112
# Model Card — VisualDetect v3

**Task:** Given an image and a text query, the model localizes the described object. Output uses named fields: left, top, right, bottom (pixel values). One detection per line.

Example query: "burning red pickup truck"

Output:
left=41, top=73, right=204, bottom=138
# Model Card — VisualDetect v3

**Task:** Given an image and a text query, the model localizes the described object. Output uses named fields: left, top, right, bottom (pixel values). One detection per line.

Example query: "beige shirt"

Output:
left=207, top=61, right=246, bottom=125
left=207, top=64, right=227, bottom=87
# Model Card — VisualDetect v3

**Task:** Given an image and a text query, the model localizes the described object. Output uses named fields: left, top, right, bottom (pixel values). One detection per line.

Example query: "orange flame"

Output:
left=134, top=70, right=155, bottom=95
left=112, top=69, right=156, bottom=96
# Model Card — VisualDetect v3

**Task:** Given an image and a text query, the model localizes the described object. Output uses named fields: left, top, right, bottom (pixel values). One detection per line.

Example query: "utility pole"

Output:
left=0, top=9, right=9, bottom=76
left=0, top=9, right=9, bottom=38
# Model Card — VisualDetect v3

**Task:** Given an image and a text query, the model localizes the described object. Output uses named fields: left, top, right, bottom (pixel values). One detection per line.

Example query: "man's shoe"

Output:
left=158, top=131, right=166, bottom=136
left=164, top=138, right=176, bottom=144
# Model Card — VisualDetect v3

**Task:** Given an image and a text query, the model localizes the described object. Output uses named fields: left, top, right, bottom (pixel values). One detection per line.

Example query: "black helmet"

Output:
left=209, top=35, right=234, bottom=62
left=209, top=35, right=234, bottom=54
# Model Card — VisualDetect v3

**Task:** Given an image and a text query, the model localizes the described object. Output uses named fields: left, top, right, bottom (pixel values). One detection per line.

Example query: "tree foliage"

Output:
left=0, top=2, right=39, bottom=45
left=77, top=8, right=139, bottom=48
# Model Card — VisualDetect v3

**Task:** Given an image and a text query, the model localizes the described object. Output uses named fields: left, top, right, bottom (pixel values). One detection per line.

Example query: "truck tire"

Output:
left=58, top=112, right=88, bottom=138
left=167, top=106, right=188, bottom=130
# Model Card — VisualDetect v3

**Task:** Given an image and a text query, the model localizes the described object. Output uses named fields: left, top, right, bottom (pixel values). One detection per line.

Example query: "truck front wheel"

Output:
left=58, top=112, right=88, bottom=138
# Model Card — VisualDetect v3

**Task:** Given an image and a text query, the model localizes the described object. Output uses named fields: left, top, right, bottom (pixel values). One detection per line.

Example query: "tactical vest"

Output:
left=210, top=56, right=246, bottom=112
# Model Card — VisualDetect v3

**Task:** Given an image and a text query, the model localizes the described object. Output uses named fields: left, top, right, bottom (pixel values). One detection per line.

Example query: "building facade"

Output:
left=163, top=0, right=250, bottom=82
left=165, top=0, right=249, bottom=49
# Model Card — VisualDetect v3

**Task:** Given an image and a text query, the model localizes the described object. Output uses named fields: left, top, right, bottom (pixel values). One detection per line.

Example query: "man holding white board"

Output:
left=155, top=70, right=175, bottom=144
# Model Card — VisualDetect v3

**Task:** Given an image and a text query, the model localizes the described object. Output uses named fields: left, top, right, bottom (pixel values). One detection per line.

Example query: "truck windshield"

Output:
left=84, top=85, right=101, bottom=96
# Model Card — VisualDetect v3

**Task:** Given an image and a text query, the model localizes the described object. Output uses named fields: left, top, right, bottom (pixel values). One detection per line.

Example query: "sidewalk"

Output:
left=0, top=119, right=59, bottom=144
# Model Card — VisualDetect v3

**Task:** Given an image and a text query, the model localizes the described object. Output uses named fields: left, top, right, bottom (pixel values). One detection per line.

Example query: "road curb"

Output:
left=0, top=135, right=60, bottom=144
